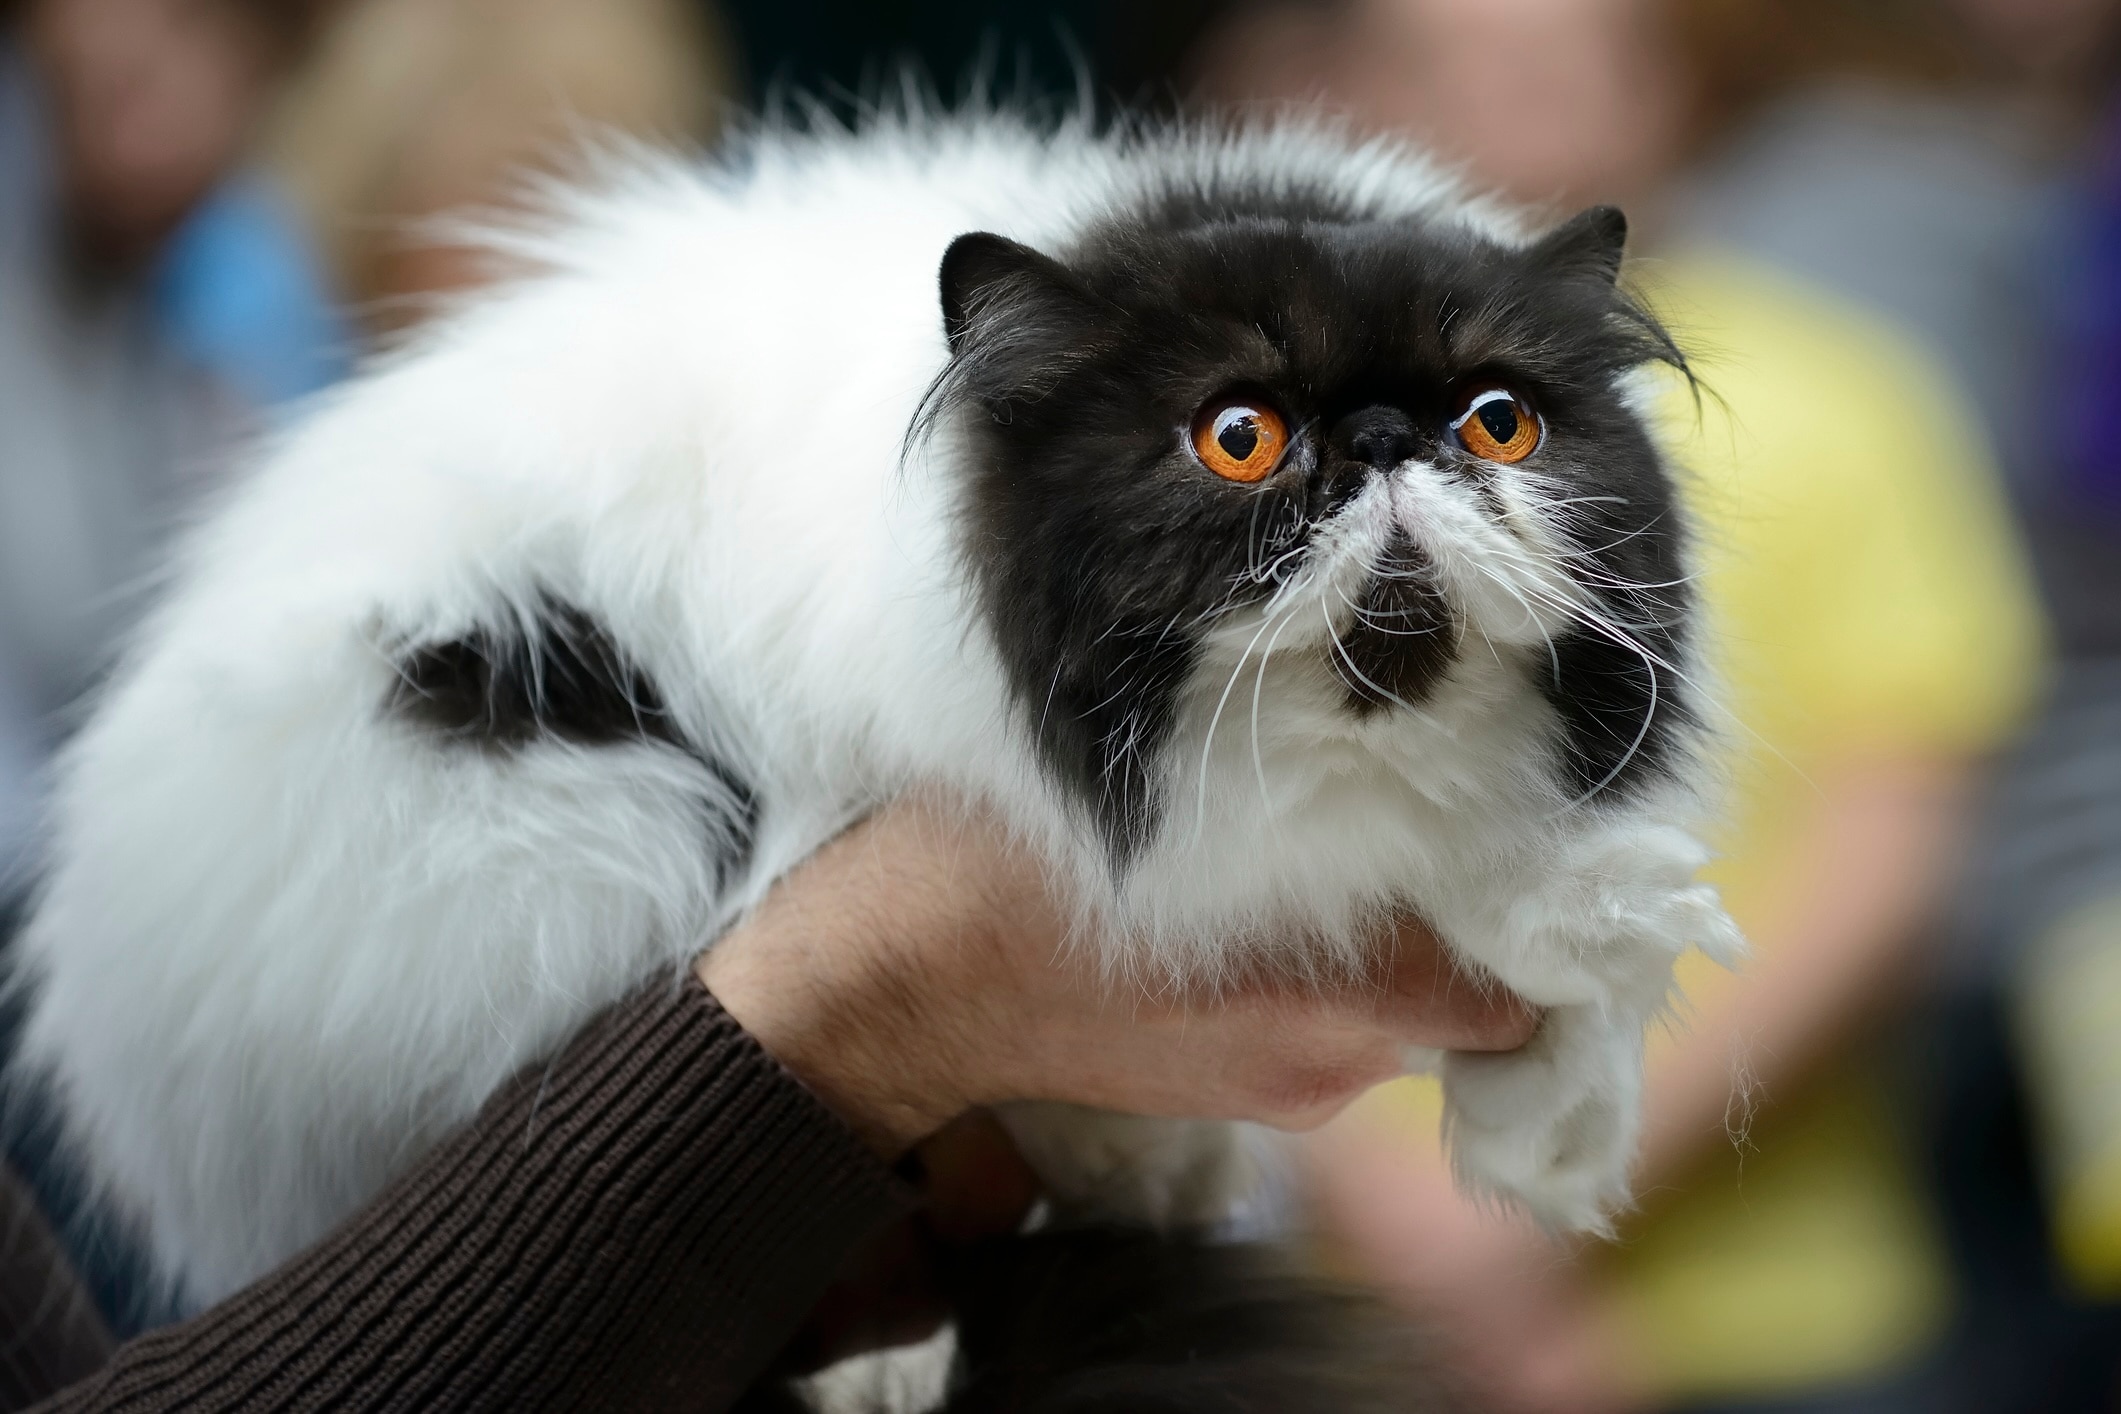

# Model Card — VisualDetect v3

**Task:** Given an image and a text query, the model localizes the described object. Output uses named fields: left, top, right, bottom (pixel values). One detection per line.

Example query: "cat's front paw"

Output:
left=1440, top=1003, right=1640, bottom=1234
left=1426, top=816, right=1743, bottom=1232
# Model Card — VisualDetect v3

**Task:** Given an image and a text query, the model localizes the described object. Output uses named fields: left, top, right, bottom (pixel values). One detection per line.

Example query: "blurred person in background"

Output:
left=1995, top=131, right=2121, bottom=1340
left=1666, top=0, right=2121, bottom=1402
left=1195, top=1, right=2047, bottom=1410
left=0, top=0, right=346, bottom=901
left=1664, top=0, right=2119, bottom=619
left=1, top=0, right=352, bottom=1336
left=1951, top=0, right=2121, bottom=1402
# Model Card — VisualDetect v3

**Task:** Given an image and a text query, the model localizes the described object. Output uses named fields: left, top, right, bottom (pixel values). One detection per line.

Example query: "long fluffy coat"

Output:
left=14, top=113, right=1740, bottom=1307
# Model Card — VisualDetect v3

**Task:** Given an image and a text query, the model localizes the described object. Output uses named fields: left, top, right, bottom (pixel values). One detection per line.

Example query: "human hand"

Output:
left=696, top=794, right=1537, bottom=1156
left=776, top=1110, right=1044, bottom=1373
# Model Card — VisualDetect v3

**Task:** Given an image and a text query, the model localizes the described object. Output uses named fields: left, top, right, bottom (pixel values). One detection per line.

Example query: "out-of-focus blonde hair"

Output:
left=262, top=0, right=732, bottom=329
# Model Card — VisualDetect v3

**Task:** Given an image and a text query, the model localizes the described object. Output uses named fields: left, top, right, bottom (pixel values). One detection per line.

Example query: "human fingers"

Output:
left=1369, top=916, right=1540, bottom=1051
left=1156, top=988, right=1413, bottom=1132
left=913, top=1110, right=1041, bottom=1242
left=1182, top=932, right=1533, bottom=1128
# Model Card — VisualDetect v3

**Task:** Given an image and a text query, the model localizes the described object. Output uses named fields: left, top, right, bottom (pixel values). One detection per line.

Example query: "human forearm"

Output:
left=34, top=980, right=908, bottom=1414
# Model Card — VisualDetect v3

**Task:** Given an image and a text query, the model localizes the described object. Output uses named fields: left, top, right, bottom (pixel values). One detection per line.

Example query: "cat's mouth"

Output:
left=1327, top=533, right=1459, bottom=715
left=1268, top=460, right=1583, bottom=714
left=1372, top=459, right=1582, bottom=651
left=1206, top=460, right=1580, bottom=720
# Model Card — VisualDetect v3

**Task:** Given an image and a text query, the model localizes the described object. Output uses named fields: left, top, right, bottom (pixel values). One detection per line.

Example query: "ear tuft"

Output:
left=939, top=232, right=1092, bottom=352
left=1533, top=205, right=1629, bottom=285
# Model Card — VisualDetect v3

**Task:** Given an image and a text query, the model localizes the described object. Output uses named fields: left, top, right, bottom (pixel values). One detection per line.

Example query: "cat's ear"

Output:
left=939, top=232, right=1100, bottom=353
left=1530, top=205, right=1628, bottom=285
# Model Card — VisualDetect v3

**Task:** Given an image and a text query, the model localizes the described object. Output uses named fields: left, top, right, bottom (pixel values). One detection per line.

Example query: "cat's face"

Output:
left=934, top=195, right=1692, bottom=866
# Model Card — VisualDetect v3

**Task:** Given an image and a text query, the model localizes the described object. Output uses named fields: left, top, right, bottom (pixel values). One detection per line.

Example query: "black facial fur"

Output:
left=933, top=188, right=1692, bottom=864
left=387, top=596, right=759, bottom=881
left=1332, top=533, right=1457, bottom=714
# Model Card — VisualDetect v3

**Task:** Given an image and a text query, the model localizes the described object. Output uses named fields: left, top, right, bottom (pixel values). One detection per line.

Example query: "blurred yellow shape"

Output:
left=1596, top=254, right=2040, bottom=1401
left=2012, top=893, right=2121, bottom=1297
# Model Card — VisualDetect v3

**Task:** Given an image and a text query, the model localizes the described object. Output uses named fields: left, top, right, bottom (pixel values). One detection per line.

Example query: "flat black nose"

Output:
left=1334, top=406, right=1420, bottom=469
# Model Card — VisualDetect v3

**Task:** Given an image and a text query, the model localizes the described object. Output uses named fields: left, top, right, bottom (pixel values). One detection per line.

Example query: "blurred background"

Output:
left=3, top=0, right=2120, bottom=1410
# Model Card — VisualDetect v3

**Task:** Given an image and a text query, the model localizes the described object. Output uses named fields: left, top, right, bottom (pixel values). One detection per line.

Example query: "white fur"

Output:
left=14, top=113, right=1740, bottom=1306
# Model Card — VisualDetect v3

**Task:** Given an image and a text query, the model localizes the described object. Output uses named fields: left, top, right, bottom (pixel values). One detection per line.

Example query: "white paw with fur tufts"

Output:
left=1434, top=816, right=1744, bottom=1231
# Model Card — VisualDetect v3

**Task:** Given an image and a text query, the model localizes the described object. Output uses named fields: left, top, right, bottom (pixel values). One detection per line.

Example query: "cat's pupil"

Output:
left=1477, top=400, right=1520, bottom=445
left=1217, top=416, right=1261, bottom=462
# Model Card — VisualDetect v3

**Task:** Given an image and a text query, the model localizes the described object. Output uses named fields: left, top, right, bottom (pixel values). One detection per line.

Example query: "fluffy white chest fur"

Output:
left=14, top=116, right=1740, bottom=1306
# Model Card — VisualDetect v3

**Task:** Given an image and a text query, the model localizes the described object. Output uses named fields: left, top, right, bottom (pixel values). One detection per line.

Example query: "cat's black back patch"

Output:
left=387, top=597, right=759, bottom=880
left=392, top=599, right=679, bottom=750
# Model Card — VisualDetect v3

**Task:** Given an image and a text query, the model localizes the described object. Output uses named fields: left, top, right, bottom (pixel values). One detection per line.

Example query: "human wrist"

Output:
left=693, top=843, right=1007, bottom=1157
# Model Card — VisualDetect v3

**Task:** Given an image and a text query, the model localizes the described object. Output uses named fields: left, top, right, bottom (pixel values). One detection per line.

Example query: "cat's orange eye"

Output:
left=1190, top=398, right=1289, bottom=483
left=1450, top=385, right=1541, bottom=464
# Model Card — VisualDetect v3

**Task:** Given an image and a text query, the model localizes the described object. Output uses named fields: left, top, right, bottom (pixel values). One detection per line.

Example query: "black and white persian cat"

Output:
left=14, top=114, right=1740, bottom=1312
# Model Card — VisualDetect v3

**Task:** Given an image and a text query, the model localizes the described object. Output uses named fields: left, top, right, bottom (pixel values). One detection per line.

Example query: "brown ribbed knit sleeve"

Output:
left=34, top=977, right=912, bottom=1414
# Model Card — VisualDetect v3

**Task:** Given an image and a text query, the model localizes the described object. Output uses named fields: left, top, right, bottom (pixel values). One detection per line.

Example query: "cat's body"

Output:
left=14, top=114, right=1739, bottom=1308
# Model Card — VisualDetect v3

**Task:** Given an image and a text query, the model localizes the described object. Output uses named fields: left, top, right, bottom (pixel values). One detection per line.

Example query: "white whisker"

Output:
left=1248, top=603, right=1301, bottom=816
left=1189, top=605, right=1284, bottom=844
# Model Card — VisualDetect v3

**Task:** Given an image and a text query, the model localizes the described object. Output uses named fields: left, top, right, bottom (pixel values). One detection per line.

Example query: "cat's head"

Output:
left=929, top=181, right=1693, bottom=868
